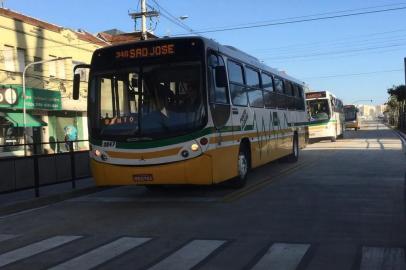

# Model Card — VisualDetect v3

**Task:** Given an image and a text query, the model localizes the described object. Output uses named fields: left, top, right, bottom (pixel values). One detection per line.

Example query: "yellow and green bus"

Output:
left=306, top=91, right=345, bottom=142
left=344, top=105, right=360, bottom=130
left=73, top=37, right=308, bottom=188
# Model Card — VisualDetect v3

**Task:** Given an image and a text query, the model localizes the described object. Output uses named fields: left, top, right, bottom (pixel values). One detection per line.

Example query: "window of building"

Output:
left=58, top=58, right=66, bottom=79
left=3, top=46, right=15, bottom=72
left=34, top=57, right=42, bottom=72
left=17, top=48, right=25, bottom=73
left=48, top=55, right=57, bottom=77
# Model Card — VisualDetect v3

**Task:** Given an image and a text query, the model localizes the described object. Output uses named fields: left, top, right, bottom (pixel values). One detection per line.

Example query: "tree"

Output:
left=387, top=85, right=406, bottom=128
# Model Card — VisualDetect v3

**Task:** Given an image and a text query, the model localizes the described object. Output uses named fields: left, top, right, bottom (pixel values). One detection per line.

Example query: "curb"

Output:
left=0, top=186, right=109, bottom=217
left=384, top=123, right=406, bottom=152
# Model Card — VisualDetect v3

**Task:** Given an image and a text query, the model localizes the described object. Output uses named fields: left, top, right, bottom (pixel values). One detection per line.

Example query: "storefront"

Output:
left=0, top=85, right=64, bottom=155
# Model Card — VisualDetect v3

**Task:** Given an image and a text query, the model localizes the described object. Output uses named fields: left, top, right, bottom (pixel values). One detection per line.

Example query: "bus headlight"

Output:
left=190, top=143, right=199, bottom=152
left=94, top=149, right=101, bottom=157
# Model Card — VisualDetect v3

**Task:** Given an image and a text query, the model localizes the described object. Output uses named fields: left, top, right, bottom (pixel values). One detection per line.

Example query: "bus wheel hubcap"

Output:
left=238, top=153, right=248, bottom=179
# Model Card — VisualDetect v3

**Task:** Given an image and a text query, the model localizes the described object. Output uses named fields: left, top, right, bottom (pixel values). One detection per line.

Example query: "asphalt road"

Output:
left=0, top=120, right=405, bottom=270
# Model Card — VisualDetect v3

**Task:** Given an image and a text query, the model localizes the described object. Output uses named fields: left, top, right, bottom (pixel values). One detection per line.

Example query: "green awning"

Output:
left=5, top=113, right=47, bottom=127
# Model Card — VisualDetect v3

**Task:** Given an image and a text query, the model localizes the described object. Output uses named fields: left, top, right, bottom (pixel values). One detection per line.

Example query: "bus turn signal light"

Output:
left=200, top=137, right=208, bottom=145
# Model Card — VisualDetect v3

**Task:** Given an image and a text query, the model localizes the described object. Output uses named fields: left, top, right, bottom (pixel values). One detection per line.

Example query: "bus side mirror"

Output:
left=73, top=74, right=80, bottom=100
left=72, top=64, right=90, bottom=100
left=215, top=66, right=228, bottom=88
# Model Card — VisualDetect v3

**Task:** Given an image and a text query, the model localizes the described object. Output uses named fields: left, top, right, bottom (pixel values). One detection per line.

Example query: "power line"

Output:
left=194, top=2, right=406, bottom=32
left=150, top=0, right=197, bottom=35
left=253, top=28, right=406, bottom=53
left=173, top=5, right=406, bottom=35
left=262, top=43, right=406, bottom=60
left=303, top=69, right=403, bottom=79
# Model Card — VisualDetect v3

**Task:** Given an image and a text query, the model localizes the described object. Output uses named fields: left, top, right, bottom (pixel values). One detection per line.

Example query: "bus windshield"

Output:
left=92, top=62, right=205, bottom=140
left=307, top=99, right=330, bottom=121
left=344, top=107, right=357, bottom=121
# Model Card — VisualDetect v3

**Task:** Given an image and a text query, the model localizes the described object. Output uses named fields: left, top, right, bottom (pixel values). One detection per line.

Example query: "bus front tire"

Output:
left=230, top=144, right=249, bottom=189
left=331, top=136, right=336, bottom=142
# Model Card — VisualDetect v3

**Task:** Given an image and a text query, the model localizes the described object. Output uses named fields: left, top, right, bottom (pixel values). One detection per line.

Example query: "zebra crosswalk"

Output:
left=0, top=233, right=403, bottom=270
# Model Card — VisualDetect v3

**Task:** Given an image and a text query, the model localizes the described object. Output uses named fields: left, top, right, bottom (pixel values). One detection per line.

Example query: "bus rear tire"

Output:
left=331, top=136, right=336, bottom=142
left=230, top=144, right=249, bottom=189
left=285, top=135, right=299, bottom=162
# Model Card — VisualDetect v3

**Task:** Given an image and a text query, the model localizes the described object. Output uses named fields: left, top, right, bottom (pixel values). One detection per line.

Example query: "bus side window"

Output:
left=208, top=54, right=229, bottom=104
left=273, top=77, right=285, bottom=109
left=262, top=72, right=275, bottom=108
left=228, top=60, right=248, bottom=106
left=245, top=67, right=264, bottom=108
left=273, top=112, right=279, bottom=126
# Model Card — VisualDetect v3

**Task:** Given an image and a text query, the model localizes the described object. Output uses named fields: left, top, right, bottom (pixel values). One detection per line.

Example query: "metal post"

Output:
left=141, top=0, right=147, bottom=40
left=33, top=155, right=40, bottom=197
left=70, top=141, right=76, bottom=189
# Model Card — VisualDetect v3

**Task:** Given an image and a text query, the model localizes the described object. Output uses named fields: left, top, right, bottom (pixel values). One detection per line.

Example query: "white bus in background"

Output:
left=306, top=91, right=345, bottom=142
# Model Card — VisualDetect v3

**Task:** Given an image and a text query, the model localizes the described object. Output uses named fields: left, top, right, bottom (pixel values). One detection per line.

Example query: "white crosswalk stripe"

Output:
left=251, top=243, right=310, bottom=270
left=360, top=247, right=406, bottom=270
left=49, top=237, right=151, bottom=270
left=147, top=239, right=226, bottom=270
left=0, top=235, right=81, bottom=268
left=0, top=234, right=17, bottom=242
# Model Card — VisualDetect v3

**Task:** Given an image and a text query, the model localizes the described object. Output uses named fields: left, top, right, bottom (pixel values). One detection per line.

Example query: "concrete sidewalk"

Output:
left=0, top=177, right=105, bottom=216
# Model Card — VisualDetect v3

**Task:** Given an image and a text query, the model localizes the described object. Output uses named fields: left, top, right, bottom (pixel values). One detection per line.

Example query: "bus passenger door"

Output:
left=207, top=52, right=234, bottom=183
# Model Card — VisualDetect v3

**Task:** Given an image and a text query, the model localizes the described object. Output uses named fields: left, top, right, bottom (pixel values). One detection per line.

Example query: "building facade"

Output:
left=0, top=8, right=108, bottom=156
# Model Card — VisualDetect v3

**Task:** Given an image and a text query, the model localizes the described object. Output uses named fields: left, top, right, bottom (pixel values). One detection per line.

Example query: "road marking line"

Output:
left=251, top=243, right=310, bottom=270
left=0, top=206, right=49, bottom=221
left=222, top=161, right=312, bottom=203
left=49, top=237, right=151, bottom=270
left=147, top=239, right=225, bottom=270
left=0, top=235, right=82, bottom=268
left=360, top=247, right=406, bottom=270
left=0, top=234, right=17, bottom=242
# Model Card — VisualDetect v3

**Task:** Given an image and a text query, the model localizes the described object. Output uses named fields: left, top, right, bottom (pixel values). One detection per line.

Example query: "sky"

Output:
left=3, top=0, right=406, bottom=105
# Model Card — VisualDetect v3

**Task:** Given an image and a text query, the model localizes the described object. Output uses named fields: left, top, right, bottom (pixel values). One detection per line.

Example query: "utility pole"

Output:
left=141, top=0, right=147, bottom=40
left=129, top=0, right=159, bottom=40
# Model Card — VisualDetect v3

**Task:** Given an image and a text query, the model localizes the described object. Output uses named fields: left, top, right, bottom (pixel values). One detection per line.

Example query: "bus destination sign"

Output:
left=306, top=92, right=326, bottom=99
left=115, top=44, right=175, bottom=59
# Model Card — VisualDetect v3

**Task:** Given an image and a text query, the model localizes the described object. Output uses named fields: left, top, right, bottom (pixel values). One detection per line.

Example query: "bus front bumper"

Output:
left=90, top=154, right=213, bottom=186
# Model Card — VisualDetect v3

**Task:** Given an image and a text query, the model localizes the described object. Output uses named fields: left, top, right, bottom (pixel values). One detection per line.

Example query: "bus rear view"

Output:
left=344, top=105, right=360, bottom=130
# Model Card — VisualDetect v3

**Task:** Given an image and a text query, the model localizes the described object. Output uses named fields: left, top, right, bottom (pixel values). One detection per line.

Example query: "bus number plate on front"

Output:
left=133, top=174, right=153, bottom=182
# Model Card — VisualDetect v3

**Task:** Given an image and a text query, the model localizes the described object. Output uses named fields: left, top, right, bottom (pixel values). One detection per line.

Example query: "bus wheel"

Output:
left=230, top=144, right=249, bottom=188
left=286, top=135, right=299, bottom=162
left=331, top=136, right=337, bottom=142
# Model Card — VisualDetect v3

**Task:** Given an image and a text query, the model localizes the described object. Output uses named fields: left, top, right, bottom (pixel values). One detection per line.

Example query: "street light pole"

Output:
left=22, top=56, right=71, bottom=156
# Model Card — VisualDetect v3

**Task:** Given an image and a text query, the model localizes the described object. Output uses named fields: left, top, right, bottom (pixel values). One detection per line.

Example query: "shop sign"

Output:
left=0, top=86, right=62, bottom=110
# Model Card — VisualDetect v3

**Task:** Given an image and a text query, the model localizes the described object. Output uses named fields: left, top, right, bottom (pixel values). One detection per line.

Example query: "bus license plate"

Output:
left=133, top=174, right=153, bottom=182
